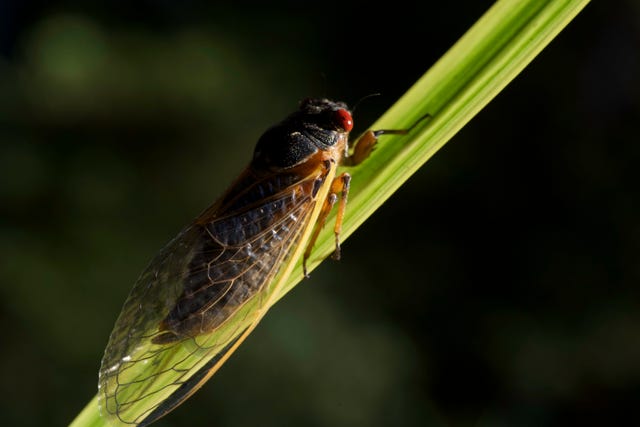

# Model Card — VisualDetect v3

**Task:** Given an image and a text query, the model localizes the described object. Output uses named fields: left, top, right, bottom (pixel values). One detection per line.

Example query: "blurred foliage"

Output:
left=0, top=1, right=639, bottom=427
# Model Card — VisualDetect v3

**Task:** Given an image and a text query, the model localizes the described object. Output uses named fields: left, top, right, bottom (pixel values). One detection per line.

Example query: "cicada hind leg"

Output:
left=303, top=172, right=351, bottom=277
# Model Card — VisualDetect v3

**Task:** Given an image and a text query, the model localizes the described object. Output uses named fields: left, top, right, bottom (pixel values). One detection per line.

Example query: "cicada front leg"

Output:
left=347, top=113, right=433, bottom=166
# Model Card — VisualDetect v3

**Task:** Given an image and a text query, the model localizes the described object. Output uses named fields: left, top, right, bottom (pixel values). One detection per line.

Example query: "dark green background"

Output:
left=1, top=1, right=638, bottom=426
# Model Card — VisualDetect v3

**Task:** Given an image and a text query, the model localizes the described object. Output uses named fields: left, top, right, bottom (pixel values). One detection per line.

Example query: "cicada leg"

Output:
left=346, top=113, right=433, bottom=166
left=303, top=172, right=351, bottom=277
left=303, top=113, right=432, bottom=276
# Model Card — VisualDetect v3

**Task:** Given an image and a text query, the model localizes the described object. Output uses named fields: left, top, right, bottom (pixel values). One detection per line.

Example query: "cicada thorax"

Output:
left=152, top=99, right=353, bottom=344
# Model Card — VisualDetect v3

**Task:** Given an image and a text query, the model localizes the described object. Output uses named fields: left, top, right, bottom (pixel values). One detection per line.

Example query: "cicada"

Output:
left=98, top=98, right=418, bottom=426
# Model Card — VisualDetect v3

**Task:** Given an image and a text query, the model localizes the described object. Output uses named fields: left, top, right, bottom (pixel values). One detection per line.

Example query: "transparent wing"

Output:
left=99, top=179, right=317, bottom=426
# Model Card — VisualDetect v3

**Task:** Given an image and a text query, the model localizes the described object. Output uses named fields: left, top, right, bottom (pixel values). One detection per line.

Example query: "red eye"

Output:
left=334, top=108, right=353, bottom=132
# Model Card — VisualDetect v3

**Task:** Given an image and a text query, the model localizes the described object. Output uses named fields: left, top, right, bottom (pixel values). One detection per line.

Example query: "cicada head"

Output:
left=252, top=98, right=353, bottom=170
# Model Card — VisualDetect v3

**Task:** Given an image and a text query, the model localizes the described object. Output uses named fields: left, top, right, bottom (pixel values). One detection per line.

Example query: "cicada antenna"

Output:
left=351, top=93, right=382, bottom=113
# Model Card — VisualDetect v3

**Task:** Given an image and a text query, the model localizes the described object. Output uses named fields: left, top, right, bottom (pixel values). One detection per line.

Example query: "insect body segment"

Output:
left=98, top=98, right=417, bottom=426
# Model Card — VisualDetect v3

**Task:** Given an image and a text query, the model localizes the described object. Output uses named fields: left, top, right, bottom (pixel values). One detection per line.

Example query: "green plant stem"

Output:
left=276, top=0, right=591, bottom=300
